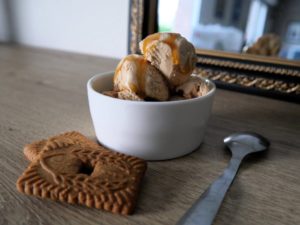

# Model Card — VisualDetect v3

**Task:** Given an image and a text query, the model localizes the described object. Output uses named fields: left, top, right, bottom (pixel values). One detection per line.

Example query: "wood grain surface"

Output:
left=0, top=44, right=299, bottom=225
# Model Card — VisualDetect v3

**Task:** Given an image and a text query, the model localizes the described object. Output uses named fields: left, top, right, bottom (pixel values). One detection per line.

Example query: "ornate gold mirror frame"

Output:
left=128, top=0, right=300, bottom=102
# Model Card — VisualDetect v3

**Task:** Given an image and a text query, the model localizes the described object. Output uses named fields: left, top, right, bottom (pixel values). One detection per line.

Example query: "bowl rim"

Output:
left=87, top=71, right=216, bottom=106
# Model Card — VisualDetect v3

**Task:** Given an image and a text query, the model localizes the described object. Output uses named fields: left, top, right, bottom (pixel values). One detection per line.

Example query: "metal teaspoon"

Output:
left=177, top=132, right=270, bottom=225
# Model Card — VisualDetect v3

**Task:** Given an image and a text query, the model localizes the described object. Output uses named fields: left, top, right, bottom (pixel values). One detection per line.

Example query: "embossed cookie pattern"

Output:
left=17, top=131, right=147, bottom=215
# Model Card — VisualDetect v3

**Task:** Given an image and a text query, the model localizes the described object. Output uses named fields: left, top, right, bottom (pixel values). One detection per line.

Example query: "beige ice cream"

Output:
left=176, top=76, right=209, bottom=99
left=102, top=90, right=143, bottom=101
left=113, top=54, right=169, bottom=101
left=117, top=90, right=143, bottom=101
left=139, top=33, right=196, bottom=87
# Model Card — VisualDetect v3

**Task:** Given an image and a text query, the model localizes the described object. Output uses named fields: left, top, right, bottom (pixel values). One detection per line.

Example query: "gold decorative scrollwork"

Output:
left=194, top=68, right=300, bottom=95
left=197, top=57, right=300, bottom=77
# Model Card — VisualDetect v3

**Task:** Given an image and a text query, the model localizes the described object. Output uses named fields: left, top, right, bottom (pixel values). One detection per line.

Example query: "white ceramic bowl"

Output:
left=87, top=72, right=216, bottom=160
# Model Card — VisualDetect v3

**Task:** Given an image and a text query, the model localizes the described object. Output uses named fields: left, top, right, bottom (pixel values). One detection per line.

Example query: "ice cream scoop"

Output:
left=176, top=76, right=210, bottom=99
left=114, top=54, right=169, bottom=101
left=139, top=33, right=196, bottom=87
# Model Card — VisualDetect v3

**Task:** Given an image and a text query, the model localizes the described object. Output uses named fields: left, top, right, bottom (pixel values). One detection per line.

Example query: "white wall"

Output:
left=7, top=0, right=130, bottom=58
left=0, top=0, right=10, bottom=41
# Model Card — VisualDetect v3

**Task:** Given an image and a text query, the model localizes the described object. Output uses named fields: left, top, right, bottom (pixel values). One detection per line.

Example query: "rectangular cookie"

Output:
left=17, top=131, right=147, bottom=215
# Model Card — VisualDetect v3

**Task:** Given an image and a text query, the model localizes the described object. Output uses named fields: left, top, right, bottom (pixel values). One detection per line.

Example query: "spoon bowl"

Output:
left=224, top=132, right=270, bottom=158
left=224, top=132, right=270, bottom=152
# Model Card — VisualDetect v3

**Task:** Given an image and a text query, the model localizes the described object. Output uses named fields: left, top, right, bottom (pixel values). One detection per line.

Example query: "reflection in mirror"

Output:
left=158, top=0, right=300, bottom=60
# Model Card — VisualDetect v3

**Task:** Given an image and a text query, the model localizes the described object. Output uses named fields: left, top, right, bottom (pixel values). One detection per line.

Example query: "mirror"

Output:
left=128, top=0, right=300, bottom=102
left=158, top=0, right=300, bottom=61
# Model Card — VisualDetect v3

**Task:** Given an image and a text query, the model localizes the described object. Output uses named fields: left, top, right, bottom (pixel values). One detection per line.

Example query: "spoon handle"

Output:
left=177, top=156, right=242, bottom=225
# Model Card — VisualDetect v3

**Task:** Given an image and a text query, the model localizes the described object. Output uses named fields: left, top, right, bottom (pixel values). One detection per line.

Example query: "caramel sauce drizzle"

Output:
left=114, top=55, right=147, bottom=97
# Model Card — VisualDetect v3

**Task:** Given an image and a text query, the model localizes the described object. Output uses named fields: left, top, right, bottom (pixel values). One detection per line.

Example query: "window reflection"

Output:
left=158, top=0, right=300, bottom=60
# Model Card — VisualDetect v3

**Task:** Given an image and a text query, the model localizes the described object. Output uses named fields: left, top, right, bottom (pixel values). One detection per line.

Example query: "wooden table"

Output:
left=0, top=44, right=299, bottom=225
